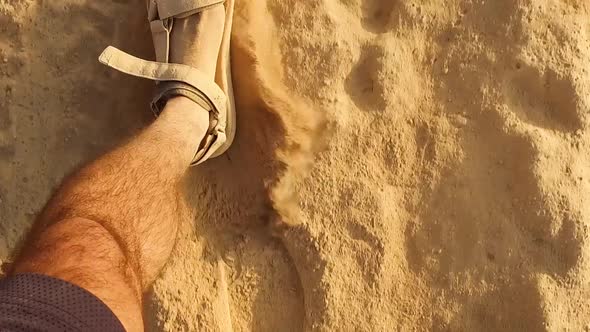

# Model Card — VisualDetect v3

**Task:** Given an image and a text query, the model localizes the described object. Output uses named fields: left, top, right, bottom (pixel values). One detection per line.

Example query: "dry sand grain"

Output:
left=1, top=0, right=590, bottom=331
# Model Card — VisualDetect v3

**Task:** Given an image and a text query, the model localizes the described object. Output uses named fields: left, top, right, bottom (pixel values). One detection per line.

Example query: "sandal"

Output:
left=98, top=0, right=236, bottom=166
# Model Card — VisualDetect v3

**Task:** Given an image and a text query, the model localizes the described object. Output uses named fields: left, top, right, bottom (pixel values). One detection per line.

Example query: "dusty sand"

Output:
left=2, top=0, right=590, bottom=330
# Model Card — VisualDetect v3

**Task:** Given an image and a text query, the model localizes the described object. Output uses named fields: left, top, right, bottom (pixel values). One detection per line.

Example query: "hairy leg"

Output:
left=10, top=6, right=226, bottom=332
left=12, top=98, right=207, bottom=331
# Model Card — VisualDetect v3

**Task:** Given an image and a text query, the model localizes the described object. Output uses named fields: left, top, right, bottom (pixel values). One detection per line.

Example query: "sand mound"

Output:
left=2, top=0, right=590, bottom=330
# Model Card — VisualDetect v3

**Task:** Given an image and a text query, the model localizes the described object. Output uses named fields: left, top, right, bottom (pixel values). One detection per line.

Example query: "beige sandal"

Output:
left=98, top=0, right=236, bottom=166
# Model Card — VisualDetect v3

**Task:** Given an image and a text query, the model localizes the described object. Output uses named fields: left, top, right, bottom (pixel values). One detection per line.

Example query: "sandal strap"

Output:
left=99, top=46, right=226, bottom=115
left=98, top=46, right=228, bottom=165
left=152, top=81, right=212, bottom=116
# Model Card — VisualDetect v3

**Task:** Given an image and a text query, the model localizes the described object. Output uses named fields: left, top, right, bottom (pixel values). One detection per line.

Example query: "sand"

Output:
left=1, top=0, right=590, bottom=330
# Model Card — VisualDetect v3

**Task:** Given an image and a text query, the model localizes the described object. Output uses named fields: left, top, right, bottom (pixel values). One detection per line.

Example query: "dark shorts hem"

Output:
left=0, top=273, right=125, bottom=332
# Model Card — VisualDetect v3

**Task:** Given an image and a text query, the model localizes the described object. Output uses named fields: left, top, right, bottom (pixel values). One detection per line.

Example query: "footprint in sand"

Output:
left=345, top=44, right=388, bottom=112
left=359, top=0, right=397, bottom=33
left=504, top=64, right=583, bottom=133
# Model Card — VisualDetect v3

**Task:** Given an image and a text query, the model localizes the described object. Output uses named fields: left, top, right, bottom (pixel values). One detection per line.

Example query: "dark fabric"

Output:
left=0, top=273, right=125, bottom=332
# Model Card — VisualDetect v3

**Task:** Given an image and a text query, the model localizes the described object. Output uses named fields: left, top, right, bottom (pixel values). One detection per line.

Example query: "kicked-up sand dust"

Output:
left=2, top=0, right=590, bottom=331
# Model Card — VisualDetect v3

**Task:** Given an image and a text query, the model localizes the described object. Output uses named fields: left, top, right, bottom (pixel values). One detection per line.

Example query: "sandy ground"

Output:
left=2, top=0, right=590, bottom=331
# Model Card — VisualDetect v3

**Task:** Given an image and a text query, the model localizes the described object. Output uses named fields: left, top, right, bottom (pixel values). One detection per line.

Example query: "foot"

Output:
left=161, top=5, right=226, bottom=136
left=169, top=5, right=225, bottom=79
